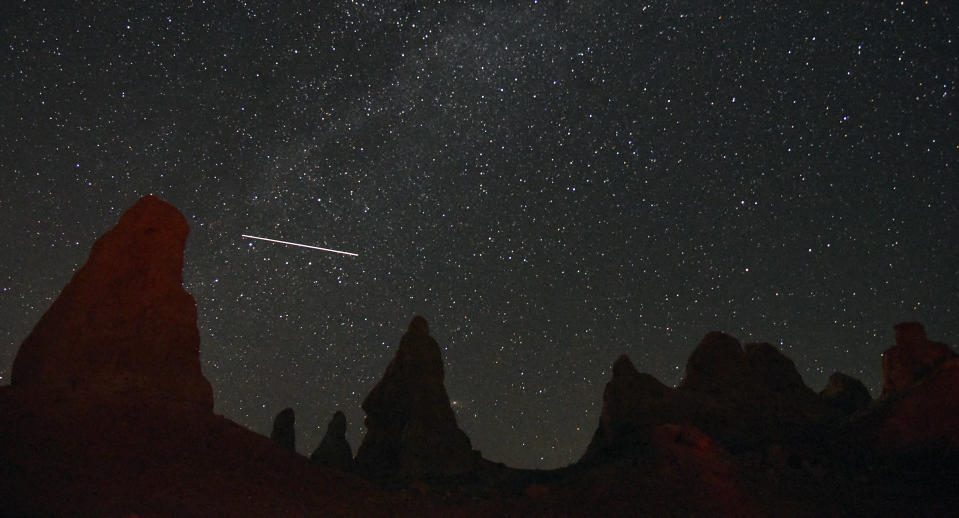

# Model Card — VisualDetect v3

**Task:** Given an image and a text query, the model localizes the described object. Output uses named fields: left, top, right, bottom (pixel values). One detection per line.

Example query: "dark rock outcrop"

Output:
left=584, top=332, right=840, bottom=463
left=355, top=316, right=475, bottom=481
left=681, top=334, right=813, bottom=398
left=880, top=322, right=956, bottom=399
left=0, top=197, right=394, bottom=517
left=820, top=372, right=872, bottom=413
left=311, top=411, right=355, bottom=471
left=871, top=323, right=959, bottom=450
left=681, top=331, right=746, bottom=394
left=743, top=342, right=809, bottom=395
left=10, top=195, right=213, bottom=409
left=271, top=407, right=296, bottom=451
left=581, top=355, right=674, bottom=462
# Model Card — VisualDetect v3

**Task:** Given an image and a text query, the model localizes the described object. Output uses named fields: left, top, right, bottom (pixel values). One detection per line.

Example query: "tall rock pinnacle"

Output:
left=10, top=195, right=214, bottom=408
left=355, top=316, right=475, bottom=482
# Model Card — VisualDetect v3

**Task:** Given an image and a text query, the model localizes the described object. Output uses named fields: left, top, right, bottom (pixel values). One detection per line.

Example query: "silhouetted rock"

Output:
left=870, top=323, right=959, bottom=451
left=681, top=331, right=747, bottom=393
left=585, top=332, right=842, bottom=464
left=0, top=197, right=394, bottom=517
left=581, top=354, right=674, bottom=462
left=10, top=195, right=213, bottom=409
left=355, top=316, right=474, bottom=482
left=821, top=372, right=872, bottom=413
left=311, top=411, right=354, bottom=471
left=743, top=342, right=808, bottom=394
left=881, top=322, right=956, bottom=399
left=271, top=407, right=296, bottom=451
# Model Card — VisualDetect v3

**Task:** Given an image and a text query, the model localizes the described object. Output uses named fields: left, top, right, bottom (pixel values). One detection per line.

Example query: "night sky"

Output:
left=1, top=1, right=956, bottom=469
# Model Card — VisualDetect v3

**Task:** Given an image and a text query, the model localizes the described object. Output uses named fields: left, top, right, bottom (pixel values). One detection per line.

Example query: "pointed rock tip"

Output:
left=329, top=410, right=347, bottom=434
left=680, top=331, right=744, bottom=391
left=408, top=315, right=430, bottom=336
left=612, top=354, right=639, bottom=378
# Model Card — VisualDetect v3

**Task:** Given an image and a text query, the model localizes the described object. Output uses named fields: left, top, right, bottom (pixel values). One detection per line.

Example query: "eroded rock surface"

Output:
left=11, top=195, right=213, bottom=408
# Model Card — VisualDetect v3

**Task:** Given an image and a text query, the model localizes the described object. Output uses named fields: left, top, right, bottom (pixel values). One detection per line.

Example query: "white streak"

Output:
left=241, top=234, right=358, bottom=257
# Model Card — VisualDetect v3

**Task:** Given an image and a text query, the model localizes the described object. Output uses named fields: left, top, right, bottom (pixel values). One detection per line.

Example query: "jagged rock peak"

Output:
left=820, top=372, right=872, bottom=413
left=743, top=342, right=810, bottom=394
left=580, top=354, right=672, bottom=463
left=311, top=411, right=354, bottom=471
left=612, top=354, right=640, bottom=378
left=271, top=407, right=296, bottom=451
left=355, top=316, right=474, bottom=481
left=881, top=322, right=956, bottom=399
left=10, top=195, right=213, bottom=408
left=681, top=331, right=745, bottom=393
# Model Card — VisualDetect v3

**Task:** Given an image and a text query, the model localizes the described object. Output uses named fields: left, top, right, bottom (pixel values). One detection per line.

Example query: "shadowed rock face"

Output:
left=873, top=323, right=959, bottom=449
left=821, top=372, right=872, bottom=413
left=271, top=407, right=296, bottom=451
left=881, top=322, right=956, bottom=399
left=355, top=316, right=474, bottom=481
left=311, top=411, right=354, bottom=471
left=581, top=355, right=673, bottom=462
left=681, top=332, right=746, bottom=394
left=584, top=332, right=840, bottom=463
left=10, top=195, right=213, bottom=408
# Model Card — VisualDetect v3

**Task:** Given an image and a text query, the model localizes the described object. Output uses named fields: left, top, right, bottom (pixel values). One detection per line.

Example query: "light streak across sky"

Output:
left=241, top=234, right=358, bottom=257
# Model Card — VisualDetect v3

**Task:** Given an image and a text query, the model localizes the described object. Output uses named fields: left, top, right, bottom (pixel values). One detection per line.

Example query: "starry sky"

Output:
left=1, top=1, right=956, bottom=469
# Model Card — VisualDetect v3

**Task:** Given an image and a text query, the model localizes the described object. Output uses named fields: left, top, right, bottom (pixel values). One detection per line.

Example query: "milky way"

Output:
left=1, top=2, right=955, bottom=468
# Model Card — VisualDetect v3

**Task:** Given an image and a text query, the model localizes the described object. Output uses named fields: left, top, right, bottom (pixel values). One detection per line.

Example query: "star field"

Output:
left=1, top=1, right=956, bottom=468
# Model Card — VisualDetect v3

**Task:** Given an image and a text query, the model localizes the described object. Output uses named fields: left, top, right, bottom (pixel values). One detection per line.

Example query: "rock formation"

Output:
left=10, top=195, right=213, bottom=409
left=820, top=372, right=872, bottom=413
left=0, top=196, right=392, bottom=517
left=880, top=321, right=956, bottom=399
left=354, top=316, right=475, bottom=481
left=271, top=407, right=296, bottom=451
left=584, top=332, right=840, bottom=462
left=680, top=331, right=747, bottom=394
left=311, top=411, right=355, bottom=471
left=581, top=354, right=674, bottom=461
left=872, top=323, right=958, bottom=450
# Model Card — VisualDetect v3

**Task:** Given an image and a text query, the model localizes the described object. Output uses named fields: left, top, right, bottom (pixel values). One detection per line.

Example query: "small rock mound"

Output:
left=311, top=411, right=354, bottom=471
left=820, top=372, right=872, bottom=413
left=271, top=407, right=296, bottom=451
left=355, top=316, right=474, bottom=482
left=10, top=195, right=213, bottom=408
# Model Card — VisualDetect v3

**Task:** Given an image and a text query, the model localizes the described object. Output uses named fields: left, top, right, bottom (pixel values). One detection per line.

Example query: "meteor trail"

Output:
left=241, top=234, right=358, bottom=257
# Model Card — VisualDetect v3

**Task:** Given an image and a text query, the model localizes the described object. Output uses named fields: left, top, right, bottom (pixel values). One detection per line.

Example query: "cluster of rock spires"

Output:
left=1, top=195, right=957, bottom=517
left=271, top=314, right=477, bottom=482
left=583, top=331, right=851, bottom=462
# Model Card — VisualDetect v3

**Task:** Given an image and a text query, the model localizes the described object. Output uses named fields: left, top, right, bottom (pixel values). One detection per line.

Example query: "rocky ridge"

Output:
left=1, top=195, right=956, bottom=517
